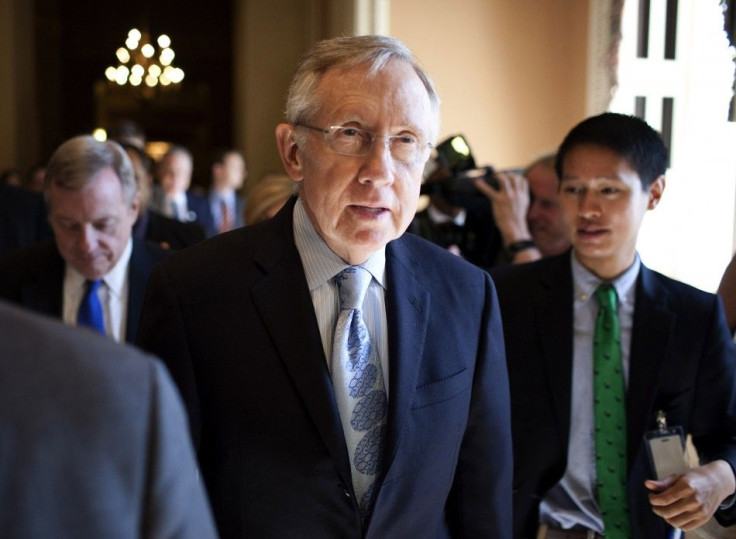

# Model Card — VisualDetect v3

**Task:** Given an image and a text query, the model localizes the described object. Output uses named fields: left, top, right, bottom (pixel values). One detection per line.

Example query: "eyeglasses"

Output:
left=296, top=123, right=433, bottom=164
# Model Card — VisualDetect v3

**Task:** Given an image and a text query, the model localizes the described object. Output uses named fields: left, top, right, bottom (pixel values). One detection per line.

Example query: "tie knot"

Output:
left=335, top=266, right=371, bottom=311
left=594, top=283, right=617, bottom=311
left=86, top=279, right=103, bottom=293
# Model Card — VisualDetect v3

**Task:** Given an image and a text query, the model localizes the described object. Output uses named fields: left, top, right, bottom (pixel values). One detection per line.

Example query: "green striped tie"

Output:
left=594, top=284, right=631, bottom=538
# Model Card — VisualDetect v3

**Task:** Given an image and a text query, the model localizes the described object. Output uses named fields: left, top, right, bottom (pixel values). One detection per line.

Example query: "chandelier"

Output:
left=104, top=28, right=185, bottom=98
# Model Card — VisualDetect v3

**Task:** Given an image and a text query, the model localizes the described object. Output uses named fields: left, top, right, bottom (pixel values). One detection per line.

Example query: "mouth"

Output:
left=349, top=204, right=389, bottom=217
left=576, top=224, right=608, bottom=240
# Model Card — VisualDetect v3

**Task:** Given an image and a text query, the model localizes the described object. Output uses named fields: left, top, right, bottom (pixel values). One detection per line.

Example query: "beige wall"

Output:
left=390, top=0, right=589, bottom=169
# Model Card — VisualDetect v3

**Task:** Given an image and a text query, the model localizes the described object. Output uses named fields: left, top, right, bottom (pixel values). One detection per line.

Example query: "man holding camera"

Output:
left=474, top=153, right=570, bottom=265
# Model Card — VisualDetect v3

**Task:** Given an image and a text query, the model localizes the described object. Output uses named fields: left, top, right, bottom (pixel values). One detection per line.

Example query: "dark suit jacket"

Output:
left=134, top=209, right=206, bottom=250
left=0, top=299, right=217, bottom=538
left=150, top=187, right=217, bottom=238
left=136, top=197, right=512, bottom=538
left=0, top=184, right=52, bottom=257
left=186, top=191, right=217, bottom=238
left=0, top=238, right=168, bottom=343
left=491, top=251, right=736, bottom=538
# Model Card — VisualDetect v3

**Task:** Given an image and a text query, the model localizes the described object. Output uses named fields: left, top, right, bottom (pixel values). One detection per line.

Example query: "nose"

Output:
left=578, top=190, right=601, bottom=218
left=78, top=224, right=98, bottom=253
left=358, top=138, right=394, bottom=186
left=527, top=199, right=542, bottom=222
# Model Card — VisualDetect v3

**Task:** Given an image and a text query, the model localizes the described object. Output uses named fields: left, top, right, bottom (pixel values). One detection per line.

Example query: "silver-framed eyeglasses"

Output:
left=296, top=123, right=433, bottom=164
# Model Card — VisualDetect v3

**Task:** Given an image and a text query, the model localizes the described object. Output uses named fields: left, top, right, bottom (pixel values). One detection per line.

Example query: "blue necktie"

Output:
left=77, top=280, right=106, bottom=335
left=331, top=266, right=387, bottom=519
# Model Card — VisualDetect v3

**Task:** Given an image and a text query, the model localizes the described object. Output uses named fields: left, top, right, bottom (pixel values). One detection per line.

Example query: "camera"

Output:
left=421, top=134, right=499, bottom=202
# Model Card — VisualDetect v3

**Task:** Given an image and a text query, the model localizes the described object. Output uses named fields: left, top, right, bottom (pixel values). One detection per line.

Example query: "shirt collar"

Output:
left=293, top=197, right=386, bottom=292
left=167, top=192, right=187, bottom=205
left=64, top=238, right=133, bottom=299
left=571, top=251, right=640, bottom=306
left=427, top=203, right=467, bottom=226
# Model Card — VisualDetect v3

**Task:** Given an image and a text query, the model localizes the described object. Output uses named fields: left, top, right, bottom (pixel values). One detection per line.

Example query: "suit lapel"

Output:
left=626, top=265, right=675, bottom=468
left=534, top=253, right=575, bottom=443
left=249, top=200, right=353, bottom=487
left=382, top=238, right=430, bottom=473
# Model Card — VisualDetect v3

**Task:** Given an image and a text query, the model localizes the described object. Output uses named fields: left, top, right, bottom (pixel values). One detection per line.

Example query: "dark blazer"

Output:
left=491, top=251, right=736, bottom=538
left=150, top=187, right=217, bottom=238
left=0, top=300, right=217, bottom=538
left=0, top=184, right=52, bottom=257
left=135, top=209, right=206, bottom=250
left=0, top=238, right=168, bottom=343
left=186, top=191, right=217, bottom=237
left=136, top=197, right=512, bottom=538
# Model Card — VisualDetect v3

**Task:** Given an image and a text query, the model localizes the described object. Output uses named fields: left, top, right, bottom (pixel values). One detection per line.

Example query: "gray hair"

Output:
left=161, top=144, right=193, bottom=165
left=45, top=135, right=137, bottom=205
left=285, top=35, right=441, bottom=142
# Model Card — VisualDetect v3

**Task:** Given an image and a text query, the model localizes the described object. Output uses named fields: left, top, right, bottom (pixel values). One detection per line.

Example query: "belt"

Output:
left=537, top=524, right=604, bottom=539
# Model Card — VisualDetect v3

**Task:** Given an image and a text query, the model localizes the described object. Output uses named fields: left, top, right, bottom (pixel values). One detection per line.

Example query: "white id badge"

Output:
left=644, top=410, right=689, bottom=479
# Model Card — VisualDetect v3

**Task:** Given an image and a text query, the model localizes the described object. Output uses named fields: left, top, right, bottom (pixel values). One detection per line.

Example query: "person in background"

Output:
left=492, top=112, right=736, bottom=538
left=151, top=145, right=216, bottom=237
left=137, top=35, right=511, bottom=538
left=474, top=153, right=570, bottom=264
left=107, top=119, right=147, bottom=151
left=119, top=141, right=205, bottom=250
left=208, top=148, right=247, bottom=233
left=244, top=172, right=295, bottom=225
left=0, top=135, right=168, bottom=344
left=25, top=163, right=47, bottom=193
left=0, top=299, right=217, bottom=539
left=0, top=168, right=23, bottom=187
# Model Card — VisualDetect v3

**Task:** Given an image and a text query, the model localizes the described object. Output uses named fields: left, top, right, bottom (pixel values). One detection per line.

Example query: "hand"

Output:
left=646, top=460, right=736, bottom=531
left=473, top=171, right=530, bottom=242
left=473, top=172, right=540, bottom=263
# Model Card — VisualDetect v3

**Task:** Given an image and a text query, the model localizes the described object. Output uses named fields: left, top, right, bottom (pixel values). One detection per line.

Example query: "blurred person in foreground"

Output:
left=0, top=299, right=216, bottom=538
left=138, top=35, right=511, bottom=538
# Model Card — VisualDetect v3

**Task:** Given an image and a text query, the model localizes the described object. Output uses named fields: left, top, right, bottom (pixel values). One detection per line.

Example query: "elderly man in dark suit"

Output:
left=0, top=299, right=217, bottom=538
left=491, top=113, right=736, bottom=538
left=151, top=145, right=217, bottom=237
left=137, top=35, right=511, bottom=538
left=0, top=135, right=168, bottom=343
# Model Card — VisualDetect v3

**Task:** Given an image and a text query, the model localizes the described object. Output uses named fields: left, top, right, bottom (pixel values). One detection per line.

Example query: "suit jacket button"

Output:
left=343, top=488, right=351, bottom=498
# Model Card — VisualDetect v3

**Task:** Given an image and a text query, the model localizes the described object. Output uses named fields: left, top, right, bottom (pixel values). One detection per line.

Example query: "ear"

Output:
left=129, top=190, right=141, bottom=221
left=275, top=123, right=305, bottom=181
left=647, top=175, right=665, bottom=210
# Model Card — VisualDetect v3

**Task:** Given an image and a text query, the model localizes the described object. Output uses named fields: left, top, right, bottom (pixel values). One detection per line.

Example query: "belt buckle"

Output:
left=585, top=532, right=596, bottom=539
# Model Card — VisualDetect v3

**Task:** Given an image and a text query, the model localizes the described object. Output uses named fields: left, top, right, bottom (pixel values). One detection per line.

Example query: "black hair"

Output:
left=555, top=112, right=668, bottom=189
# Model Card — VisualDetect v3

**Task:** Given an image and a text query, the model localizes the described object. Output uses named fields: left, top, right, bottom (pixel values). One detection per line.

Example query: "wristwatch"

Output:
left=505, top=239, right=536, bottom=260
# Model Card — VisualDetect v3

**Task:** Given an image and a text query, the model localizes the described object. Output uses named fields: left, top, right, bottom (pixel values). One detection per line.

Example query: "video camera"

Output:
left=420, top=134, right=499, bottom=203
